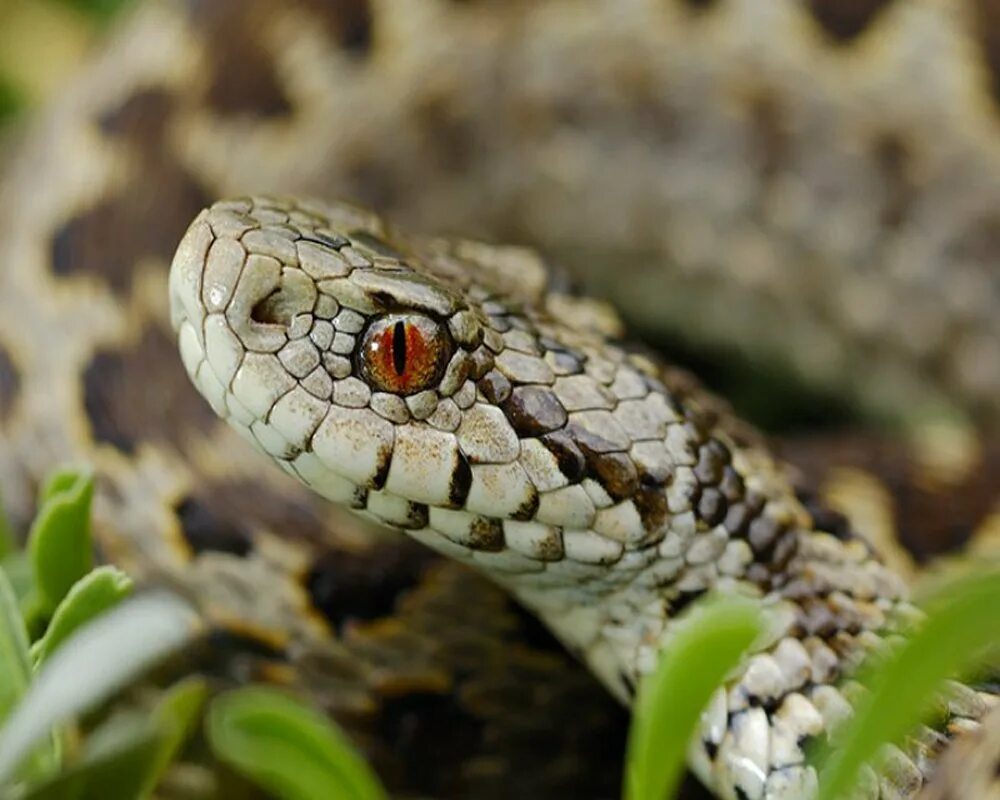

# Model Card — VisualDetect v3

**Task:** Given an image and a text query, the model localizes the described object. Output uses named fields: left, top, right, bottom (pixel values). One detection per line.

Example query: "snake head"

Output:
left=169, top=195, right=710, bottom=624
left=169, top=196, right=556, bottom=529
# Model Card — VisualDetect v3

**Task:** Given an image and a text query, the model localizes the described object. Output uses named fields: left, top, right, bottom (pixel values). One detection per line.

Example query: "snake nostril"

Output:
left=250, top=288, right=291, bottom=326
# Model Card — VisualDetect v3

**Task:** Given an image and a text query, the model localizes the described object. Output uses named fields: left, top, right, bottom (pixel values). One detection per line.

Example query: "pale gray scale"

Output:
left=227, top=255, right=288, bottom=353
left=242, top=227, right=299, bottom=266
left=465, top=462, right=537, bottom=518
left=567, top=410, right=631, bottom=452
left=365, top=490, right=428, bottom=530
left=330, top=332, right=355, bottom=355
left=502, top=520, right=564, bottom=561
left=428, top=507, right=504, bottom=552
left=535, top=484, right=596, bottom=529
left=447, top=310, right=483, bottom=348
left=269, top=386, right=328, bottom=453
left=370, top=392, right=410, bottom=424
left=438, top=351, right=472, bottom=397
left=502, top=328, right=543, bottom=355
left=202, top=237, right=247, bottom=315
left=495, top=350, right=555, bottom=385
left=322, top=353, right=352, bottom=379
left=311, top=406, right=395, bottom=487
left=317, top=277, right=382, bottom=313
left=384, top=425, right=463, bottom=506
left=552, top=374, right=616, bottom=412
left=309, top=320, right=334, bottom=350
left=287, top=313, right=312, bottom=340
left=331, top=377, right=371, bottom=409
left=300, top=367, right=334, bottom=401
left=426, top=398, right=461, bottom=432
left=278, top=338, right=321, bottom=379
left=456, top=403, right=520, bottom=464
left=405, top=390, right=439, bottom=420
left=332, top=308, right=366, bottom=333
left=519, top=438, right=570, bottom=493
left=315, top=295, right=340, bottom=319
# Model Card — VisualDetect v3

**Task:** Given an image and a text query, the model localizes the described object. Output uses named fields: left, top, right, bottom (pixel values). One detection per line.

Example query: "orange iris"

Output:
left=359, top=314, right=451, bottom=395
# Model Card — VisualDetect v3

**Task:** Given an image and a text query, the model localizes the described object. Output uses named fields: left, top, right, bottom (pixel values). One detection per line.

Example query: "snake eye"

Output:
left=358, top=314, right=453, bottom=396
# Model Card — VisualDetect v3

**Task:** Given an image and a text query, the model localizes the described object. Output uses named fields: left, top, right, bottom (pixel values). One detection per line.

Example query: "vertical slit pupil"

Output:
left=392, top=321, right=407, bottom=376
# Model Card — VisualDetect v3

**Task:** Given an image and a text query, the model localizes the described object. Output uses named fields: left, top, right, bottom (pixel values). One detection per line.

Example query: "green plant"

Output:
left=0, top=464, right=388, bottom=800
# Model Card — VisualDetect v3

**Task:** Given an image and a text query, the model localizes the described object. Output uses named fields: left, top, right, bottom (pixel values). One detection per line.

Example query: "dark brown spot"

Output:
left=0, top=345, right=20, bottom=421
left=501, top=386, right=567, bottom=437
left=188, top=0, right=372, bottom=117
left=697, top=487, right=727, bottom=526
left=975, top=0, right=1000, bottom=109
left=719, top=466, right=745, bottom=502
left=478, top=370, right=512, bottom=405
left=449, top=452, right=472, bottom=507
left=466, top=517, right=504, bottom=551
left=82, top=324, right=217, bottom=454
left=680, top=0, right=720, bottom=9
left=693, top=438, right=730, bottom=485
left=306, top=540, right=434, bottom=633
left=580, top=450, right=639, bottom=501
left=540, top=431, right=587, bottom=483
left=796, top=488, right=854, bottom=541
left=634, top=487, right=670, bottom=533
left=807, top=0, right=895, bottom=42
left=174, top=495, right=252, bottom=556
left=53, top=90, right=211, bottom=295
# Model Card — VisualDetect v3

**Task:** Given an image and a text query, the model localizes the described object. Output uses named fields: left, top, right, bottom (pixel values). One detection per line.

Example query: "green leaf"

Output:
left=28, top=467, right=94, bottom=618
left=0, top=491, right=15, bottom=560
left=30, top=567, right=133, bottom=666
left=0, top=566, right=31, bottom=726
left=0, top=592, right=199, bottom=784
left=624, top=593, right=766, bottom=800
left=814, top=566, right=1000, bottom=800
left=141, top=677, right=209, bottom=798
left=0, top=566, right=59, bottom=785
left=19, top=712, right=163, bottom=800
left=207, top=686, right=387, bottom=800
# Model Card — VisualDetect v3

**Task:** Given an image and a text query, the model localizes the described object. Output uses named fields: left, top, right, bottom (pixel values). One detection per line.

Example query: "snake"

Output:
left=0, top=0, right=998, bottom=798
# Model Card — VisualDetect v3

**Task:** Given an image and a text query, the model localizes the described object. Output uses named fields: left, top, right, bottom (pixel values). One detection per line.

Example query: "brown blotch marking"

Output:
left=83, top=324, right=217, bottom=454
left=0, top=344, right=20, bottom=421
left=188, top=0, right=372, bottom=118
left=174, top=494, right=252, bottom=556
left=634, top=486, right=670, bottom=533
left=53, top=89, right=211, bottom=295
left=540, top=430, right=587, bottom=482
left=501, top=386, right=567, bottom=437
left=477, top=369, right=512, bottom=405
left=807, top=0, right=895, bottom=42
left=975, top=0, right=1000, bottom=109
left=579, top=449, right=639, bottom=501
left=448, top=452, right=473, bottom=507
left=466, top=517, right=504, bottom=551
left=306, top=539, right=434, bottom=634
left=680, top=0, right=721, bottom=9
left=780, top=433, right=1000, bottom=561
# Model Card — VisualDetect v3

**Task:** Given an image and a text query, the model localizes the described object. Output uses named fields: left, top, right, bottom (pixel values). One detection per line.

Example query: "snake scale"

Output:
left=0, top=1, right=999, bottom=798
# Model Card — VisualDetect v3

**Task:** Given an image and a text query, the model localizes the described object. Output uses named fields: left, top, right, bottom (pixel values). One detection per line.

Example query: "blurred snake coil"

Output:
left=0, top=1, right=999, bottom=798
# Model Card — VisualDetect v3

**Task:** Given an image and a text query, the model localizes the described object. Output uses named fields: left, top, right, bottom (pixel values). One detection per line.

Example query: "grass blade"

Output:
left=30, top=566, right=133, bottom=666
left=0, top=592, right=200, bottom=783
left=624, top=593, right=766, bottom=800
left=208, top=686, right=387, bottom=800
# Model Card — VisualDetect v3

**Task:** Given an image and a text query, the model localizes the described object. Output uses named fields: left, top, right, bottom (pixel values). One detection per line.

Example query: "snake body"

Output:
left=0, top=0, right=998, bottom=797
left=172, top=195, right=997, bottom=799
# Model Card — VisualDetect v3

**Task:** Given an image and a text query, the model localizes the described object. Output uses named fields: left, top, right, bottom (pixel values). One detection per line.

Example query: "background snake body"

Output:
left=0, top=0, right=999, bottom=797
